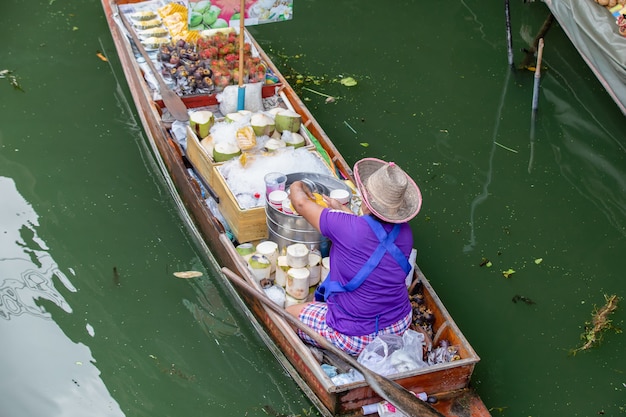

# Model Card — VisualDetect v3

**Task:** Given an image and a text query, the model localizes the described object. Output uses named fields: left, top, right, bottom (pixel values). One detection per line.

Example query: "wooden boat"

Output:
left=101, top=1, right=492, bottom=415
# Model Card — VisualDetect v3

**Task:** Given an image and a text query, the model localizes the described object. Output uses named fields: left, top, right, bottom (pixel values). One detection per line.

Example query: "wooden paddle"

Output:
left=119, top=11, right=189, bottom=122
left=221, top=267, right=445, bottom=417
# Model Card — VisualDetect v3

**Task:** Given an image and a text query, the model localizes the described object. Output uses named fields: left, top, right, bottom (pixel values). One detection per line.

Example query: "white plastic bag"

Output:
left=357, top=329, right=427, bottom=376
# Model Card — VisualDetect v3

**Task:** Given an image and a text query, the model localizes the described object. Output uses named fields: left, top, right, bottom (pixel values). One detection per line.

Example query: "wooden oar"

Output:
left=221, top=267, right=445, bottom=417
left=119, top=11, right=189, bottom=122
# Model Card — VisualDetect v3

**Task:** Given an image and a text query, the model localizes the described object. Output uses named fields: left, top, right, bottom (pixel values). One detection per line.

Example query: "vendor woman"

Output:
left=286, top=158, right=423, bottom=356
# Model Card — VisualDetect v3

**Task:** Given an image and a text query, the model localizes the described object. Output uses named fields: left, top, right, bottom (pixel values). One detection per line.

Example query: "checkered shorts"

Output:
left=297, top=302, right=412, bottom=356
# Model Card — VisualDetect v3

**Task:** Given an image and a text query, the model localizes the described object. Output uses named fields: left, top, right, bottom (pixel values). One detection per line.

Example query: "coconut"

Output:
left=235, top=126, right=257, bottom=151
left=282, top=131, right=305, bottom=149
left=264, top=138, right=286, bottom=152
left=248, top=254, right=271, bottom=282
left=274, top=109, right=301, bottom=133
left=270, top=129, right=282, bottom=140
left=224, top=110, right=252, bottom=124
left=266, top=107, right=283, bottom=118
left=190, top=110, right=215, bottom=138
left=250, top=113, right=275, bottom=136
left=213, top=142, right=241, bottom=162
left=200, top=135, right=214, bottom=155
left=236, top=243, right=255, bottom=262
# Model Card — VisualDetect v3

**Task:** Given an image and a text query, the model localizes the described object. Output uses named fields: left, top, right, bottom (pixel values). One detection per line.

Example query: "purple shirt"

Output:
left=319, top=209, right=413, bottom=336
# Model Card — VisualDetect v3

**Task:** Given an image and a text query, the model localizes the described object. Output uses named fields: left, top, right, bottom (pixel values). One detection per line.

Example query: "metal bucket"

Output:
left=265, top=172, right=352, bottom=257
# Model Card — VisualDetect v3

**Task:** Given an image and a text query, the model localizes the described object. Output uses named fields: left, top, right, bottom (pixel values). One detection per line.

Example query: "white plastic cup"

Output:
left=330, top=188, right=351, bottom=205
left=282, top=198, right=297, bottom=215
left=267, top=190, right=287, bottom=211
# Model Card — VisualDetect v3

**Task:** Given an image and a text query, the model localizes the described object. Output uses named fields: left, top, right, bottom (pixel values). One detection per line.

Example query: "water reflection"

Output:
left=0, top=176, right=125, bottom=417
left=544, top=75, right=626, bottom=237
left=463, top=70, right=513, bottom=252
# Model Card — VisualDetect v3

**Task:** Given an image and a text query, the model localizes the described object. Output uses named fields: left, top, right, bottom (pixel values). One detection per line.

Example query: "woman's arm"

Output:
left=289, top=181, right=325, bottom=231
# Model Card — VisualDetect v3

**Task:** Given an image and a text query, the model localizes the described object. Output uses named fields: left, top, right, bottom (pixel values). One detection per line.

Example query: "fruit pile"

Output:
left=158, top=31, right=267, bottom=96
left=188, top=0, right=229, bottom=31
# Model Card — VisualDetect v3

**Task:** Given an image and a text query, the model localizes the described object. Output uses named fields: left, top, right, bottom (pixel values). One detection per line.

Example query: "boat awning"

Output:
left=543, top=0, right=626, bottom=115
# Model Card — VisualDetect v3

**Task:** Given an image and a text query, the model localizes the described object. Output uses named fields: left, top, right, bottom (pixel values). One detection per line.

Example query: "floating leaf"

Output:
left=502, top=268, right=516, bottom=278
left=359, top=142, right=369, bottom=147
left=174, top=271, right=203, bottom=279
left=340, top=77, right=357, bottom=87
left=486, top=261, right=492, bottom=268
left=534, top=258, right=543, bottom=264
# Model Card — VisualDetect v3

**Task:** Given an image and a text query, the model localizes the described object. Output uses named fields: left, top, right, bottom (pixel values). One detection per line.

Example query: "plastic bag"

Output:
left=357, top=329, right=427, bottom=376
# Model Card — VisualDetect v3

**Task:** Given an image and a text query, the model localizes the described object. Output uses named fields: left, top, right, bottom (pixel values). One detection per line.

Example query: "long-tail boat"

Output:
left=101, top=1, right=491, bottom=415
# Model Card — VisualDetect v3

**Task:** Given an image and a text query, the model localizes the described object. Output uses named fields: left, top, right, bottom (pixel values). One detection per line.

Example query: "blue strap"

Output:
left=315, top=216, right=410, bottom=302
left=363, top=216, right=412, bottom=275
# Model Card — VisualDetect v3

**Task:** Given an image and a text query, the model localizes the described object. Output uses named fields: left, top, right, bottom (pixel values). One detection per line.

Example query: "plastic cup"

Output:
left=264, top=172, right=287, bottom=197
left=330, top=189, right=351, bottom=205
left=268, top=190, right=287, bottom=211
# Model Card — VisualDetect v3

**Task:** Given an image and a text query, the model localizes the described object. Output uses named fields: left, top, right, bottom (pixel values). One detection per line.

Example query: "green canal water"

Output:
left=1, top=1, right=624, bottom=416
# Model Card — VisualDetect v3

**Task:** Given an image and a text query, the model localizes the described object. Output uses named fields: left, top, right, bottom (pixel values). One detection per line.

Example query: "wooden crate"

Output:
left=211, top=164, right=268, bottom=243
left=185, top=126, right=219, bottom=188
left=211, top=149, right=335, bottom=243
left=185, top=119, right=317, bottom=191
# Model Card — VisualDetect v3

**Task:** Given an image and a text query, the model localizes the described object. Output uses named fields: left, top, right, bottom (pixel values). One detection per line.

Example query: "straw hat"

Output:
left=354, top=158, right=422, bottom=223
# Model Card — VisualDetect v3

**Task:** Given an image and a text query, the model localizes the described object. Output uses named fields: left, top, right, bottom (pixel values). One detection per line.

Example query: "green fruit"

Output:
left=230, top=12, right=240, bottom=20
left=189, top=24, right=204, bottom=31
left=274, top=109, right=301, bottom=133
left=202, top=5, right=221, bottom=26
left=190, top=11, right=203, bottom=28
left=213, top=142, right=241, bottom=162
left=211, top=18, right=228, bottom=29
left=192, top=0, right=211, bottom=14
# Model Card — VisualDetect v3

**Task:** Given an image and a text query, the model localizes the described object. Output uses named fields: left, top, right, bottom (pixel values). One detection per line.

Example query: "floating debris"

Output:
left=502, top=268, right=515, bottom=278
left=343, top=120, right=357, bottom=134
left=173, top=270, right=203, bottom=279
left=339, top=76, right=357, bottom=87
left=113, top=266, right=120, bottom=286
left=0, top=69, right=24, bottom=91
left=149, top=354, right=196, bottom=381
left=512, top=294, right=535, bottom=305
left=479, top=257, right=492, bottom=267
left=571, top=294, right=621, bottom=355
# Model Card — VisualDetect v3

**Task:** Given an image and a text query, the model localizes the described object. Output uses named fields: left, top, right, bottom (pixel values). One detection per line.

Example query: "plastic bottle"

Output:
left=376, top=392, right=428, bottom=417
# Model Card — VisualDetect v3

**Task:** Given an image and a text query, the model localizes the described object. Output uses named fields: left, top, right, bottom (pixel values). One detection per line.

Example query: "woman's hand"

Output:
left=288, top=181, right=324, bottom=231
left=322, top=195, right=352, bottom=213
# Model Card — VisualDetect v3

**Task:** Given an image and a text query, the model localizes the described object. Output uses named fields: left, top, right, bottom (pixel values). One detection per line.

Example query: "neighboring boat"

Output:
left=542, top=0, right=626, bottom=115
left=101, top=1, right=492, bottom=415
